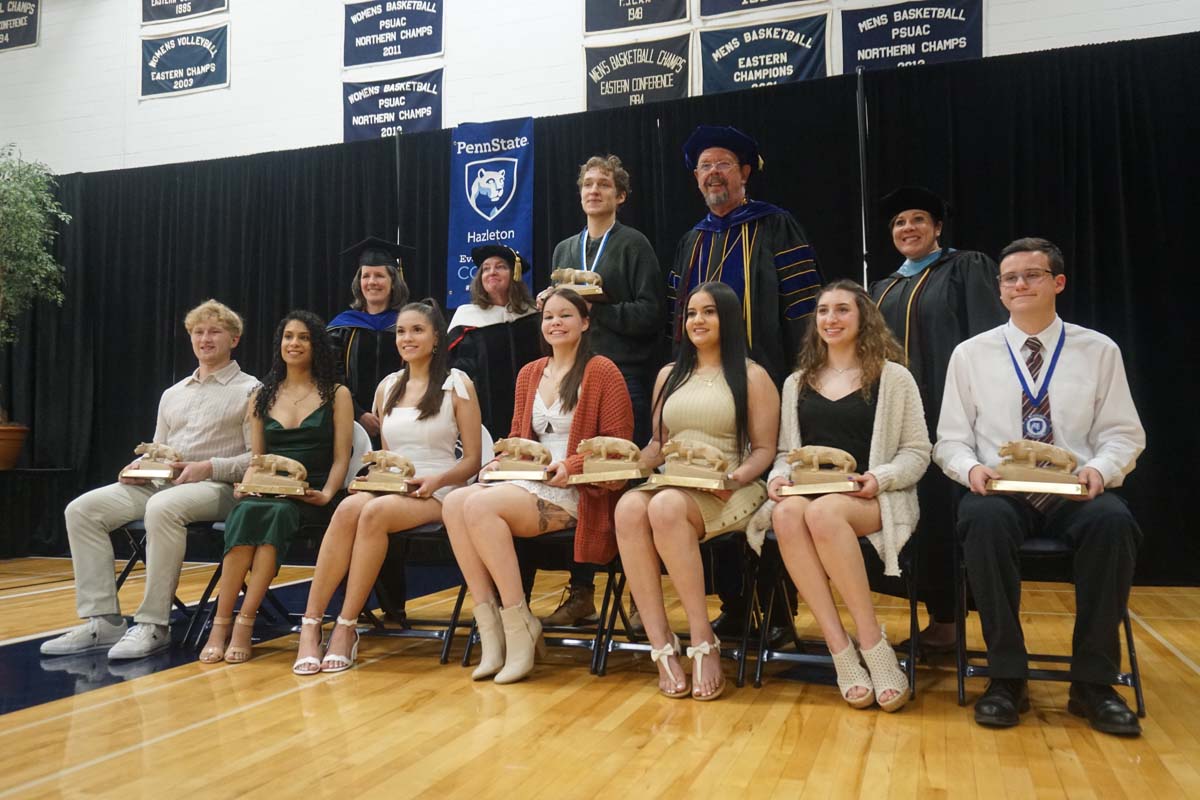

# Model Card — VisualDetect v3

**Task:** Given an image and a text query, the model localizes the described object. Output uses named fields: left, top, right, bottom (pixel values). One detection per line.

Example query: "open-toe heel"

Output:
left=199, top=616, right=232, bottom=664
left=292, top=616, right=324, bottom=676
left=649, top=633, right=689, bottom=699
left=224, top=613, right=256, bottom=664
left=831, top=638, right=875, bottom=709
left=686, top=636, right=725, bottom=701
left=320, top=616, right=360, bottom=674
left=860, top=628, right=909, bottom=713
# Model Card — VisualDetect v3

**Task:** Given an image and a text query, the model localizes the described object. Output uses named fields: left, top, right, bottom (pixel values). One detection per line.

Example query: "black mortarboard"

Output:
left=683, top=125, right=763, bottom=173
left=880, top=186, right=948, bottom=223
left=471, top=244, right=526, bottom=281
left=340, top=236, right=417, bottom=274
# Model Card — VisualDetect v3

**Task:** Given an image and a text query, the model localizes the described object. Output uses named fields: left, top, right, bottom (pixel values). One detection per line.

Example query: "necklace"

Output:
left=695, top=366, right=722, bottom=387
left=281, top=382, right=315, bottom=405
left=828, top=365, right=860, bottom=376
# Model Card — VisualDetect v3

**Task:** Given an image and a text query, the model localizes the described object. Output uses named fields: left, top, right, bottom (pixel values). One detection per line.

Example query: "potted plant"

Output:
left=0, top=143, right=71, bottom=469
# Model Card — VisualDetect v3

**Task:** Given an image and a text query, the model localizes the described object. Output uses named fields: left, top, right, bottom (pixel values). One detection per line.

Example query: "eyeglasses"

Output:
left=998, top=269, right=1055, bottom=287
left=696, top=161, right=737, bottom=174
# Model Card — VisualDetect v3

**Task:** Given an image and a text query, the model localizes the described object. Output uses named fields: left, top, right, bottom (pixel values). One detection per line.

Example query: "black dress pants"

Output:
left=956, top=492, right=1141, bottom=684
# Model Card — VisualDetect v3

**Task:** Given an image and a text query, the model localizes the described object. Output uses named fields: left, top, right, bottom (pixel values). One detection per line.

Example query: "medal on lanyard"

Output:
left=1005, top=327, right=1066, bottom=438
left=580, top=225, right=613, bottom=272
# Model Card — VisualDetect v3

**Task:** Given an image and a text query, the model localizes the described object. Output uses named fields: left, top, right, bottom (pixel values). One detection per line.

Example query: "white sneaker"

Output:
left=106, top=623, right=170, bottom=660
left=40, top=617, right=127, bottom=656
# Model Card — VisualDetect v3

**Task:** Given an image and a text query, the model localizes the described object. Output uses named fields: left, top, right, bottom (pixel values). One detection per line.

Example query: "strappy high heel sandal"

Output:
left=860, top=627, right=909, bottom=713
left=831, top=637, right=875, bottom=709
left=686, top=636, right=725, bottom=701
left=199, top=616, right=232, bottom=664
left=649, top=633, right=690, bottom=699
left=320, top=616, right=360, bottom=674
left=224, top=613, right=256, bottom=664
left=292, top=616, right=324, bottom=676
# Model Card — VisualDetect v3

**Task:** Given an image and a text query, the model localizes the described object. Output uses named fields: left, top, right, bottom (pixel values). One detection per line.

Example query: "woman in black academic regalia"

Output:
left=869, top=186, right=1006, bottom=654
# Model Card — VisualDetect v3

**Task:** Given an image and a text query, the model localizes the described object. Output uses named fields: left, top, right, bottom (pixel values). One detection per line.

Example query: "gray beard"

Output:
left=703, top=188, right=730, bottom=209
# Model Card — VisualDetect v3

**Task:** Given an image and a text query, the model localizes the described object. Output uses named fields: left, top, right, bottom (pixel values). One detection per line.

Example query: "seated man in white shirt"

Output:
left=934, top=237, right=1144, bottom=736
left=42, top=300, right=257, bottom=661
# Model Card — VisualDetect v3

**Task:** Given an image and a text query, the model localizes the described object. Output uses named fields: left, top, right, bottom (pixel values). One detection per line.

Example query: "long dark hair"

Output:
left=380, top=299, right=451, bottom=421
left=540, top=287, right=594, bottom=413
left=468, top=256, right=535, bottom=313
left=255, top=310, right=340, bottom=419
left=655, top=281, right=750, bottom=455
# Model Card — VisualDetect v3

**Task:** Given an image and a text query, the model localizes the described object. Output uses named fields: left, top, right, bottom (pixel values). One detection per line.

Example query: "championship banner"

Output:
left=142, top=0, right=228, bottom=25
left=585, top=34, right=689, bottom=110
left=700, top=15, right=826, bottom=95
left=445, top=118, right=535, bottom=308
left=700, top=0, right=820, bottom=17
left=584, top=0, right=687, bottom=34
left=344, top=0, right=442, bottom=68
left=0, top=1, right=39, bottom=53
left=140, top=24, right=229, bottom=99
left=841, top=0, right=981, bottom=73
left=343, top=68, right=442, bottom=142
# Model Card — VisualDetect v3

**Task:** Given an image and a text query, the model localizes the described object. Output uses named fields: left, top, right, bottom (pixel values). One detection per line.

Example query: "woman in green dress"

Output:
left=200, top=310, right=354, bottom=663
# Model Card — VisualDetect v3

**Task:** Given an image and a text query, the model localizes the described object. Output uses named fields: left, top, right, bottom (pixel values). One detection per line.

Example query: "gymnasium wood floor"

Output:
left=1, top=557, right=1198, bottom=799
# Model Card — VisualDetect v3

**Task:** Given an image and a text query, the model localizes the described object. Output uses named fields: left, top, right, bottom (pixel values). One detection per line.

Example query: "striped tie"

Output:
left=1022, top=337, right=1058, bottom=513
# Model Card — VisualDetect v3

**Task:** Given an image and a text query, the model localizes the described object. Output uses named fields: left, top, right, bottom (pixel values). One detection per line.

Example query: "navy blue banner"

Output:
left=446, top=118, right=535, bottom=308
left=700, top=0, right=819, bottom=17
left=344, top=0, right=442, bottom=68
left=140, top=24, right=229, bottom=98
left=585, top=34, right=689, bottom=110
left=842, top=0, right=981, bottom=73
left=343, top=68, right=442, bottom=142
left=584, top=0, right=687, bottom=34
left=142, top=0, right=227, bottom=25
left=0, top=1, right=40, bottom=52
left=700, top=15, right=826, bottom=94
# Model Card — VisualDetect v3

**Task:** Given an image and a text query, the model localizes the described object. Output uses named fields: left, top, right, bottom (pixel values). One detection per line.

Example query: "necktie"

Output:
left=1022, top=336, right=1058, bottom=513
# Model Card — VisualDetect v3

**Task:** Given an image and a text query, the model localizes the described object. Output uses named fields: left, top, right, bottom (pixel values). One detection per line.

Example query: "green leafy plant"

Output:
left=0, top=143, right=71, bottom=424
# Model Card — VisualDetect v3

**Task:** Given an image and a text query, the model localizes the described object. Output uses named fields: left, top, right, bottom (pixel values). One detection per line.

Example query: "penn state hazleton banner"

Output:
left=344, top=0, right=442, bottom=68
left=446, top=118, right=535, bottom=309
left=142, top=0, right=227, bottom=25
left=700, top=15, right=827, bottom=95
left=842, top=0, right=981, bottom=73
left=700, top=0, right=820, bottom=17
left=0, top=1, right=39, bottom=53
left=343, top=68, right=442, bottom=142
left=140, top=24, right=229, bottom=99
left=585, top=34, right=689, bottom=110
left=584, top=0, right=687, bottom=34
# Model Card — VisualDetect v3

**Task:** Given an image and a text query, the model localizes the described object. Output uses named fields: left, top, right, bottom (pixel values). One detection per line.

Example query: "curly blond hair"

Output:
left=794, top=280, right=905, bottom=403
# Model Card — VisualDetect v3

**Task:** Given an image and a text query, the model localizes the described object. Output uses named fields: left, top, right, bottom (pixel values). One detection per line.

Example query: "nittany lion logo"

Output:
left=465, top=157, right=517, bottom=221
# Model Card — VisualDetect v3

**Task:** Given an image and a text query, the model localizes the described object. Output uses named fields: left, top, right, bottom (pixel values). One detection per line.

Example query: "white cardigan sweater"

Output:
left=747, top=360, right=931, bottom=576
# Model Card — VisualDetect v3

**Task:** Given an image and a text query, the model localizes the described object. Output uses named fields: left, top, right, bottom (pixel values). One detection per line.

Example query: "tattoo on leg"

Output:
left=535, top=498, right=575, bottom=534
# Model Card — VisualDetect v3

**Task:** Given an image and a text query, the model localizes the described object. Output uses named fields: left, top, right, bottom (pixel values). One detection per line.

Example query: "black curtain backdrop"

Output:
left=2, top=33, right=1196, bottom=582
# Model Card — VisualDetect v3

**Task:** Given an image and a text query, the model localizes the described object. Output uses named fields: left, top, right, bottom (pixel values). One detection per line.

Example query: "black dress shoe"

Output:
left=710, top=611, right=746, bottom=639
left=974, top=678, right=1030, bottom=728
left=1068, top=682, right=1142, bottom=736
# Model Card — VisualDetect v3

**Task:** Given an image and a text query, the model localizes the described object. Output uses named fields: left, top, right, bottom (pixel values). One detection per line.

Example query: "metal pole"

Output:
left=855, top=66, right=870, bottom=289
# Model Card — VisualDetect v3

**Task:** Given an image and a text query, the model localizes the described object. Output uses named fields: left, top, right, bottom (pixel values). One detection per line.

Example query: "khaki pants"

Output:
left=64, top=481, right=235, bottom=627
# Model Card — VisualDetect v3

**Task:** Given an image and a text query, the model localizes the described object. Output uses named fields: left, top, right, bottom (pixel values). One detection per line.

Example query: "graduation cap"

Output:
left=340, top=236, right=417, bottom=278
left=880, top=186, right=948, bottom=224
left=682, top=125, right=764, bottom=173
left=471, top=244, right=526, bottom=281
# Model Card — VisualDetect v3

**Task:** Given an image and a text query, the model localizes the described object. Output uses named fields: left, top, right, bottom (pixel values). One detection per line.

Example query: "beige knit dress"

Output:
left=634, top=370, right=767, bottom=538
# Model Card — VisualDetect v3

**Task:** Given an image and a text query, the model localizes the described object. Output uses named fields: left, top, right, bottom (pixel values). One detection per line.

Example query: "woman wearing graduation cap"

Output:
left=446, top=245, right=541, bottom=439
left=869, top=186, right=1006, bottom=654
left=327, top=237, right=413, bottom=441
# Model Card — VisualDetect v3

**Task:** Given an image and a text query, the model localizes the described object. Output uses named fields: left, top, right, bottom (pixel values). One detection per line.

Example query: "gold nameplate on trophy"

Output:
left=120, top=442, right=181, bottom=480
left=567, top=436, right=649, bottom=484
left=482, top=437, right=551, bottom=481
left=349, top=450, right=414, bottom=494
left=778, top=446, right=860, bottom=496
left=646, top=439, right=733, bottom=492
left=551, top=268, right=610, bottom=303
left=986, top=440, right=1087, bottom=497
left=235, top=453, right=309, bottom=496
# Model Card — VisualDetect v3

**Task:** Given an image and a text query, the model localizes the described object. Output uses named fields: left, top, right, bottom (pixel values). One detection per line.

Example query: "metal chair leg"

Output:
left=955, top=539, right=969, bottom=707
left=440, top=584, right=468, bottom=665
left=590, top=564, right=617, bottom=675
left=1123, top=609, right=1147, bottom=717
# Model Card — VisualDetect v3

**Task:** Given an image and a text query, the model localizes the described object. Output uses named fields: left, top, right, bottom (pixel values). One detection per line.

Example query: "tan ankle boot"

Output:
left=471, top=601, right=505, bottom=681
left=495, top=601, right=546, bottom=684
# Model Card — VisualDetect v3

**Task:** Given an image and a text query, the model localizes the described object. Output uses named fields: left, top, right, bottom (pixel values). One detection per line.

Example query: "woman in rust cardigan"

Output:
left=442, top=288, right=633, bottom=684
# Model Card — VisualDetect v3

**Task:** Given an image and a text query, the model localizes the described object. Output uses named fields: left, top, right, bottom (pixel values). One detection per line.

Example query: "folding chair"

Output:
left=112, top=519, right=213, bottom=618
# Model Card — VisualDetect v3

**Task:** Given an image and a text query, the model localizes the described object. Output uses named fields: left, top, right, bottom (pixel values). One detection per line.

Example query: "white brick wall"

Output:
left=1, top=0, right=1197, bottom=174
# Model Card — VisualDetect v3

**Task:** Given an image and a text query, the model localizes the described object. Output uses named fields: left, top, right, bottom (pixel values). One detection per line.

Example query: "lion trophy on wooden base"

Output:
left=236, top=453, right=310, bottom=496
left=484, top=437, right=552, bottom=481
left=349, top=450, right=416, bottom=493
